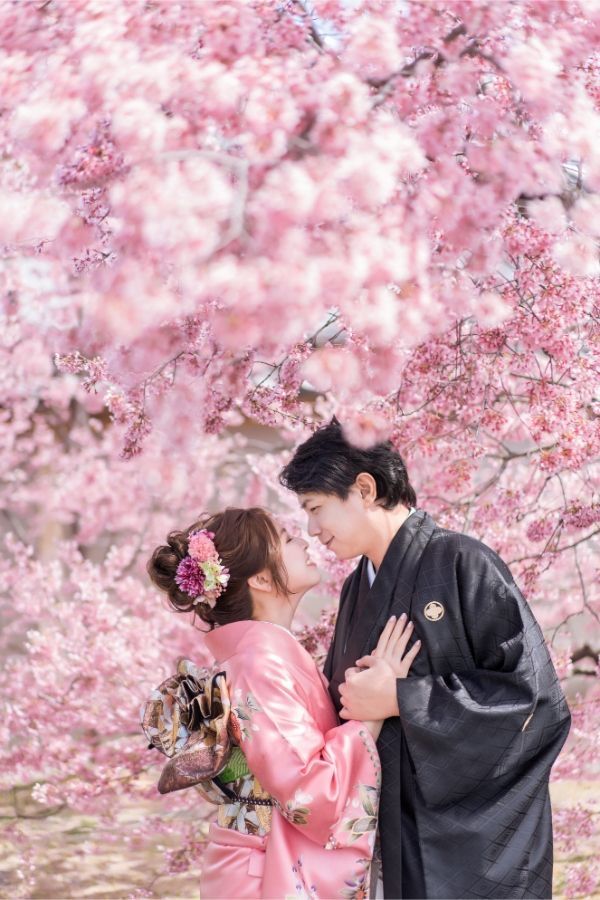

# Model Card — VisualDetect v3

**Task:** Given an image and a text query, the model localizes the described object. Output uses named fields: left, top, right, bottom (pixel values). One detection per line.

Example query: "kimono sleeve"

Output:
left=396, top=543, right=571, bottom=809
left=229, top=653, right=381, bottom=851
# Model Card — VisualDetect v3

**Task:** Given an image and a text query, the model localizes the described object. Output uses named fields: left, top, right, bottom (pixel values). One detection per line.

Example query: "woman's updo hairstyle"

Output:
left=146, top=507, right=288, bottom=629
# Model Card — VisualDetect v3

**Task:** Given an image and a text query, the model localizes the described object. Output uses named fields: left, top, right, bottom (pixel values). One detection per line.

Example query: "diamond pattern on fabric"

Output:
left=326, top=511, right=571, bottom=899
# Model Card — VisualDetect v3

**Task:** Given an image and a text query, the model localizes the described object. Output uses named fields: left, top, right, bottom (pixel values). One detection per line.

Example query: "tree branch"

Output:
left=571, top=644, right=599, bottom=665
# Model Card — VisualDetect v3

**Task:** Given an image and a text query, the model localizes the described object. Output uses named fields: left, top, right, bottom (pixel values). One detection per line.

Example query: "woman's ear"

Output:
left=354, top=472, right=377, bottom=506
left=247, top=570, right=273, bottom=593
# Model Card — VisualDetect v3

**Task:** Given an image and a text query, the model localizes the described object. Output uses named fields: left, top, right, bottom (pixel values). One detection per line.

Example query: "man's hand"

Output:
left=339, top=657, right=400, bottom=720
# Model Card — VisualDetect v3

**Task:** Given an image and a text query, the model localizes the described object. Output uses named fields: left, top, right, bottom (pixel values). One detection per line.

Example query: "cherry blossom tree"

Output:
left=0, top=0, right=598, bottom=896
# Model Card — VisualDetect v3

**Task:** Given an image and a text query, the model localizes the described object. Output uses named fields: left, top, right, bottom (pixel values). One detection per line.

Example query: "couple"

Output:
left=144, top=420, right=571, bottom=900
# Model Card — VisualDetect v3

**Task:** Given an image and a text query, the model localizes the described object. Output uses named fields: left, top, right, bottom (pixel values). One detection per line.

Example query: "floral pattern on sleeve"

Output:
left=275, top=789, right=313, bottom=826
left=326, top=728, right=381, bottom=851
left=232, top=687, right=263, bottom=741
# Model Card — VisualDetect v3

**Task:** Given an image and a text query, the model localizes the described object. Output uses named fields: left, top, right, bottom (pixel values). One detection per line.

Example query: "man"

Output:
left=279, top=419, right=571, bottom=900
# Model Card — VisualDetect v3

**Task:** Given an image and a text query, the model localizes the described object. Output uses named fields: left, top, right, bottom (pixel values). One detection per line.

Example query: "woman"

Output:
left=145, top=507, right=420, bottom=899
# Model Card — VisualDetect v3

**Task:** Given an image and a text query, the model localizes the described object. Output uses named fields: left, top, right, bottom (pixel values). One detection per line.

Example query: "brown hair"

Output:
left=146, top=507, right=288, bottom=630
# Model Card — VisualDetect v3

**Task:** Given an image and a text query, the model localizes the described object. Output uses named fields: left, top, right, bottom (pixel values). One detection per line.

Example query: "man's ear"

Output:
left=247, top=570, right=273, bottom=593
left=354, top=472, right=377, bottom=506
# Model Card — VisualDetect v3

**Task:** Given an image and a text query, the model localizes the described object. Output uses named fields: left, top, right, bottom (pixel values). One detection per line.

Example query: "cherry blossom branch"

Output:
left=160, top=149, right=250, bottom=259
left=510, top=528, right=600, bottom=563
left=250, top=311, right=340, bottom=392
left=571, top=644, right=600, bottom=665
left=291, top=0, right=328, bottom=54
left=368, top=21, right=504, bottom=110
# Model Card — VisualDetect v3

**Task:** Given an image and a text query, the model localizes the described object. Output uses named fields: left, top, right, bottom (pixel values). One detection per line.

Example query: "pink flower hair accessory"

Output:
left=175, top=529, right=229, bottom=609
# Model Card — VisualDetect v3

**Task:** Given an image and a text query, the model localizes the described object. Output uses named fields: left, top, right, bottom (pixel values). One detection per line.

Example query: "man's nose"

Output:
left=307, top=519, right=320, bottom=537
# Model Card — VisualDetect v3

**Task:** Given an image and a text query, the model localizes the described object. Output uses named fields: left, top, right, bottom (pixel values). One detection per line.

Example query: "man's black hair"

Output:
left=279, top=418, right=417, bottom=511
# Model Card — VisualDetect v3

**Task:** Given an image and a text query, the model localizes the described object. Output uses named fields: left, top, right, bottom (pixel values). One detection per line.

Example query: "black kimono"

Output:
left=324, top=509, right=571, bottom=900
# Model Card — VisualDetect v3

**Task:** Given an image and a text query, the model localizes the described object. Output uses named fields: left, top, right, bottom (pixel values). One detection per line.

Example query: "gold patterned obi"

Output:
left=141, top=659, right=274, bottom=835
left=216, top=773, right=273, bottom=834
left=194, top=753, right=274, bottom=836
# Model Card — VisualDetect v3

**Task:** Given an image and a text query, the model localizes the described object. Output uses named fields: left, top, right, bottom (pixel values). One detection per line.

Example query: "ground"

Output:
left=1, top=780, right=598, bottom=899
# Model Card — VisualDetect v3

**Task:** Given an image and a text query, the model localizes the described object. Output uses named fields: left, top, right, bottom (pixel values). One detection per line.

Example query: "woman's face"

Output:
left=278, top=524, right=321, bottom=596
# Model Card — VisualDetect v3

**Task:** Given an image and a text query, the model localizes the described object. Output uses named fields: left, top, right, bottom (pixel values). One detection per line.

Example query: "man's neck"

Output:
left=366, top=505, right=413, bottom=570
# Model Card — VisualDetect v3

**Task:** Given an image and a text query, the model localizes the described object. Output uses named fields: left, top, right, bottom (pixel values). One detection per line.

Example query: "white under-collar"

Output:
left=366, top=507, right=416, bottom=587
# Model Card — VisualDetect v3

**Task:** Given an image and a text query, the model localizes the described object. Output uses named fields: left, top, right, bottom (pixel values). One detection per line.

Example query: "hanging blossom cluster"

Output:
left=0, top=0, right=599, bottom=895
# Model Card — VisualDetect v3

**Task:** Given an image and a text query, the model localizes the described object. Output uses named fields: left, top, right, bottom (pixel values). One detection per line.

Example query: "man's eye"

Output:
left=309, top=507, right=319, bottom=513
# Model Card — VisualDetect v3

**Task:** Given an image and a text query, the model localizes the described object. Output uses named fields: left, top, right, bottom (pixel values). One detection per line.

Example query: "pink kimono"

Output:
left=199, top=619, right=381, bottom=900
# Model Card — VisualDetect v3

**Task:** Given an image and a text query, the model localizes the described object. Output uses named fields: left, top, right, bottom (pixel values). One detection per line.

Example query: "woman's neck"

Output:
left=254, top=609, right=294, bottom=630
left=252, top=590, right=304, bottom=631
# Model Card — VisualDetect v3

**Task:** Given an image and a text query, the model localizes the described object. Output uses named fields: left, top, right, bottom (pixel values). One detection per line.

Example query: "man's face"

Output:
left=298, top=486, right=370, bottom=560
